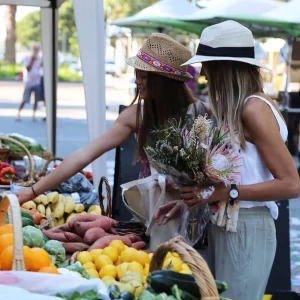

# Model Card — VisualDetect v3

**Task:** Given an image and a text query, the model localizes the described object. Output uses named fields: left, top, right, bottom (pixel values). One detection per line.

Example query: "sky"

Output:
left=0, top=5, right=38, bottom=42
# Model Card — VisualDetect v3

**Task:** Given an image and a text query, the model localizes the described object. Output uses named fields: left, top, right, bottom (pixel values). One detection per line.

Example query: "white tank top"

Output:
left=239, top=95, right=288, bottom=219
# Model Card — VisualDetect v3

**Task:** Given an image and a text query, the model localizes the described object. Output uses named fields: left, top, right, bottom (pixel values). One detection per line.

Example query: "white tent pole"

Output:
left=41, top=7, right=58, bottom=155
left=73, top=0, right=106, bottom=189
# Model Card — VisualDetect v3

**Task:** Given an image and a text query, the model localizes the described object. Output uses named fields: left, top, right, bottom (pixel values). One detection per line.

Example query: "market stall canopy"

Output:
left=264, top=0, right=300, bottom=24
left=111, top=0, right=203, bottom=36
left=179, top=0, right=292, bottom=38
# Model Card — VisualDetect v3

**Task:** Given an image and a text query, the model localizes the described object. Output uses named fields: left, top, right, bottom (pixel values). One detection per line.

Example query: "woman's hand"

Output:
left=180, top=184, right=228, bottom=211
left=154, top=200, right=183, bottom=225
left=14, top=189, right=34, bottom=205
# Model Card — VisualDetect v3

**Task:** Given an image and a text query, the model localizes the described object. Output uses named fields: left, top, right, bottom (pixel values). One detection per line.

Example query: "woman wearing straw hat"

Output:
left=180, top=20, right=300, bottom=299
left=16, top=33, right=207, bottom=220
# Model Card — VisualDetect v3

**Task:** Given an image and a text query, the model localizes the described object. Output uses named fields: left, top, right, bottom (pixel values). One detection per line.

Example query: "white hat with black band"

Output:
left=183, top=20, right=271, bottom=71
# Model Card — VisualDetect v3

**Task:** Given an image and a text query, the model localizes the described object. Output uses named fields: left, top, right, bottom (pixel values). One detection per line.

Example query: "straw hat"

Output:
left=183, top=20, right=270, bottom=71
left=127, top=33, right=193, bottom=82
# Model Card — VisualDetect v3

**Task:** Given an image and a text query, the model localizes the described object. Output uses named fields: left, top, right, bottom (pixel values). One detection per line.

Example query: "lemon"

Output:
left=99, top=264, right=117, bottom=279
left=136, top=251, right=150, bottom=267
left=180, top=269, right=193, bottom=274
left=172, top=252, right=180, bottom=258
left=116, top=262, right=129, bottom=280
left=163, top=257, right=182, bottom=272
left=109, top=240, right=125, bottom=254
left=83, top=262, right=96, bottom=270
left=181, top=263, right=191, bottom=271
left=102, top=246, right=118, bottom=263
left=77, top=251, right=93, bottom=265
left=120, top=248, right=137, bottom=263
left=86, top=268, right=99, bottom=278
left=144, top=263, right=149, bottom=276
left=102, top=276, right=116, bottom=282
left=127, top=261, right=144, bottom=277
left=165, top=252, right=174, bottom=260
left=94, top=255, right=113, bottom=271
left=148, top=253, right=153, bottom=261
left=115, top=256, right=122, bottom=266
left=90, top=249, right=103, bottom=262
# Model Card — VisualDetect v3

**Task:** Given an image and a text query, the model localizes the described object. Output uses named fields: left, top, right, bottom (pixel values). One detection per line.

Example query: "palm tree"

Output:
left=4, top=5, right=17, bottom=64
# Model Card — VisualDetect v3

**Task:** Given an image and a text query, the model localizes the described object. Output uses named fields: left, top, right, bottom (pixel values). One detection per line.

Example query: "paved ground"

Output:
left=0, top=78, right=299, bottom=291
left=0, top=76, right=133, bottom=185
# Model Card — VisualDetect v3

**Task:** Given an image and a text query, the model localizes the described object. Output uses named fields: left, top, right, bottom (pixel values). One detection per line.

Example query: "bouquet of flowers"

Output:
left=145, top=114, right=242, bottom=245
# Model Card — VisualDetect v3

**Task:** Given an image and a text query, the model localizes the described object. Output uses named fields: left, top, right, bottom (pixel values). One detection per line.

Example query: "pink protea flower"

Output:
left=205, top=143, right=242, bottom=185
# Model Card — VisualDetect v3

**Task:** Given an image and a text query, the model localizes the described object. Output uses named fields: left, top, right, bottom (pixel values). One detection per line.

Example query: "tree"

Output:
left=16, top=0, right=79, bottom=57
left=104, top=0, right=158, bottom=21
left=16, top=10, right=41, bottom=49
left=4, top=5, right=17, bottom=64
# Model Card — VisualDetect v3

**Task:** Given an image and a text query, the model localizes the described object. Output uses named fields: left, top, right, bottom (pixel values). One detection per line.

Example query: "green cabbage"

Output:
left=23, top=225, right=45, bottom=248
left=43, top=240, right=66, bottom=267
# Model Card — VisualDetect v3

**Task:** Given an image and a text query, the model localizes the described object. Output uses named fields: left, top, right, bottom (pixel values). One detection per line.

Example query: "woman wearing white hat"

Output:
left=180, top=21, right=300, bottom=299
left=16, top=34, right=207, bottom=219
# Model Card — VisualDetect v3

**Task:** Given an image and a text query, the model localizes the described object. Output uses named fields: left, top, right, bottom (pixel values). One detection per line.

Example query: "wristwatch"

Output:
left=229, top=184, right=239, bottom=206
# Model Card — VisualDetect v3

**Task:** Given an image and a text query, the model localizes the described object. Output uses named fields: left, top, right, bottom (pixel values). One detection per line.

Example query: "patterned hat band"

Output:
left=137, top=49, right=187, bottom=76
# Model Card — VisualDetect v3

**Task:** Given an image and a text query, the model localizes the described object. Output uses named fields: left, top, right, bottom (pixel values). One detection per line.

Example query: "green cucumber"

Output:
left=22, top=217, right=34, bottom=227
left=21, top=210, right=34, bottom=221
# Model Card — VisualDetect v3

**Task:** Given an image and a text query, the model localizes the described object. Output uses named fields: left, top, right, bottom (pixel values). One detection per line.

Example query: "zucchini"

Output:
left=22, top=217, right=35, bottom=227
left=21, top=210, right=34, bottom=221
left=120, top=292, right=135, bottom=300
left=215, top=280, right=228, bottom=294
left=150, top=271, right=200, bottom=298
left=150, top=270, right=227, bottom=296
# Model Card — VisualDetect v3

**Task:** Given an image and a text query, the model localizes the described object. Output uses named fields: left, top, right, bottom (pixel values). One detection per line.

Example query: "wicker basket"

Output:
left=0, top=193, right=26, bottom=270
left=0, top=136, right=35, bottom=189
left=150, top=236, right=230, bottom=300
left=0, top=147, right=10, bottom=162
left=8, top=151, right=52, bottom=161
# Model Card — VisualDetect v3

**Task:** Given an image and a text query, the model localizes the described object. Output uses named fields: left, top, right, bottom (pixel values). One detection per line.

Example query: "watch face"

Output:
left=230, top=189, right=239, bottom=199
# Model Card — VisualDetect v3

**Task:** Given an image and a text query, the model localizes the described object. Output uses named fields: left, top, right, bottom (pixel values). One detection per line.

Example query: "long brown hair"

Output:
left=202, top=61, right=264, bottom=149
left=131, top=72, right=195, bottom=157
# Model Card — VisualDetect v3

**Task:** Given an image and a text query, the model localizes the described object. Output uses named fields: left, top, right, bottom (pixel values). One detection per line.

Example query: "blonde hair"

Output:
left=202, top=61, right=264, bottom=149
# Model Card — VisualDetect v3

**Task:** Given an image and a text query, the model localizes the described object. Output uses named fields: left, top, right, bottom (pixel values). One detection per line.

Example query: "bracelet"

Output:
left=31, top=186, right=38, bottom=198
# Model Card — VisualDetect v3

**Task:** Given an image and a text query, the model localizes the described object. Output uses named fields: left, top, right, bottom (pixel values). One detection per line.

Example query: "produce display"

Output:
left=42, top=214, right=146, bottom=254
left=0, top=162, right=15, bottom=185
left=0, top=223, right=59, bottom=273
left=2, top=135, right=46, bottom=154
left=21, top=192, right=101, bottom=228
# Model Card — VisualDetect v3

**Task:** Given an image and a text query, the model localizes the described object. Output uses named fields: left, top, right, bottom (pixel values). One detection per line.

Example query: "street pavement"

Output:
left=0, top=76, right=133, bottom=185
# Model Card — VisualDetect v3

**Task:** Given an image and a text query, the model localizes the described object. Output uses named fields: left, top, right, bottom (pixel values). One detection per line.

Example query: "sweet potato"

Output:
left=74, top=217, right=117, bottom=236
left=127, top=234, right=142, bottom=243
left=64, top=232, right=84, bottom=243
left=68, top=214, right=99, bottom=228
left=83, top=228, right=106, bottom=245
left=42, top=229, right=68, bottom=242
left=88, top=235, right=132, bottom=251
left=132, top=241, right=146, bottom=249
left=62, top=242, right=89, bottom=253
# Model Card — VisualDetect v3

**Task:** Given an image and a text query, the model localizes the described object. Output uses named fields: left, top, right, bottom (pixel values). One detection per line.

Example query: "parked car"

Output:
left=105, top=60, right=116, bottom=76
